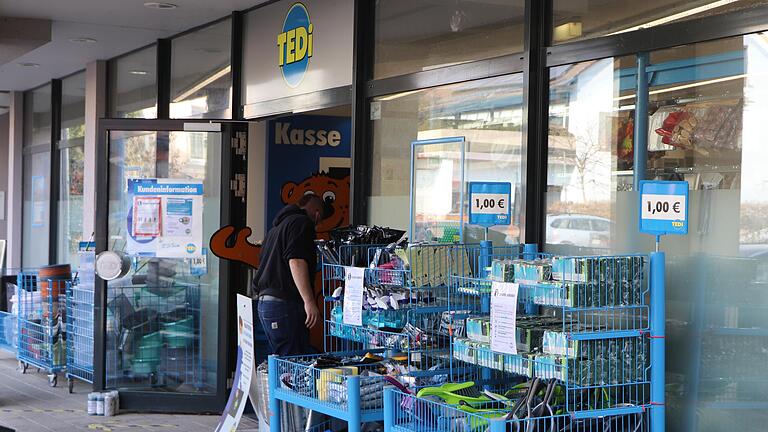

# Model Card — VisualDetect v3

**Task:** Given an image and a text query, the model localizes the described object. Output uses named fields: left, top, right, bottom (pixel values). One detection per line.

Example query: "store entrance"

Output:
left=246, top=104, right=352, bottom=357
left=94, top=119, right=248, bottom=413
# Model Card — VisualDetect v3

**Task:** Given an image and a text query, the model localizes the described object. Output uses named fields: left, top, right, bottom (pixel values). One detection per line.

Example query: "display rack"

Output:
left=269, top=242, right=526, bottom=432
left=384, top=247, right=664, bottom=432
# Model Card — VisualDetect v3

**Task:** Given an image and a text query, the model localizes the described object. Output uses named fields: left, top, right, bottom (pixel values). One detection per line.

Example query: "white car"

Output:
left=547, top=214, right=612, bottom=248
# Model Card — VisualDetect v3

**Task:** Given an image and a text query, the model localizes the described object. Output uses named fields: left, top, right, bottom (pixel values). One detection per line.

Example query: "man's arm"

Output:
left=289, top=258, right=320, bottom=329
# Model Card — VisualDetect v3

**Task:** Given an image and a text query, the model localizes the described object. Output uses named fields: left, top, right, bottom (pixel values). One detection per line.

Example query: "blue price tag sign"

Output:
left=639, top=180, right=689, bottom=236
left=469, top=182, right=512, bottom=227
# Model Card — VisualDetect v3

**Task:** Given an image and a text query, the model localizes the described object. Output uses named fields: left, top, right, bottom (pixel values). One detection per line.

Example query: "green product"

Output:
left=132, top=358, right=159, bottom=375
left=163, top=317, right=195, bottom=349
left=416, top=381, right=491, bottom=406
left=490, top=259, right=515, bottom=282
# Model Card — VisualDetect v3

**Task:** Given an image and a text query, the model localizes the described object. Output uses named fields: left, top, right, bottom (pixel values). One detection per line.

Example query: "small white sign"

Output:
left=491, top=281, right=519, bottom=355
left=370, top=101, right=382, bottom=120
left=641, top=193, right=686, bottom=221
left=470, top=193, right=509, bottom=215
left=342, top=266, right=365, bottom=326
left=216, top=295, right=254, bottom=432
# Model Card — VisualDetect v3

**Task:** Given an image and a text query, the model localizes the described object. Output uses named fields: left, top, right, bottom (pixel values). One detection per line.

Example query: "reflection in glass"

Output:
left=109, top=46, right=158, bottom=118
left=545, top=34, right=768, bottom=430
left=374, top=0, right=525, bottom=79
left=370, top=74, right=525, bottom=244
left=553, top=0, right=768, bottom=43
left=411, top=140, right=465, bottom=243
left=24, top=84, right=52, bottom=148
left=105, top=130, right=221, bottom=393
left=170, top=19, right=232, bottom=119
left=58, top=71, right=86, bottom=266
left=58, top=146, right=85, bottom=267
left=22, top=152, right=51, bottom=267
left=22, top=84, right=53, bottom=267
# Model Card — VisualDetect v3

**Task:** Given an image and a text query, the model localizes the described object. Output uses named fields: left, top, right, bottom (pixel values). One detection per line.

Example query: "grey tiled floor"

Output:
left=0, top=351, right=259, bottom=432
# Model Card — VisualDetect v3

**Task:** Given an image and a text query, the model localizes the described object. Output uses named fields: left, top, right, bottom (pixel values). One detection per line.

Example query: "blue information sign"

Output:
left=639, top=180, right=689, bottom=236
left=468, top=182, right=512, bottom=227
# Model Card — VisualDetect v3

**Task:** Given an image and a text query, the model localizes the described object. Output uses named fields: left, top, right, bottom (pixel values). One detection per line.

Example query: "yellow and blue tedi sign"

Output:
left=277, top=2, right=313, bottom=88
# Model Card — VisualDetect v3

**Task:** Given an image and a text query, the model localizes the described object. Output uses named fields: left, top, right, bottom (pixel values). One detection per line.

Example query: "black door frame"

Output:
left=94, top=117, right=248, bottom=413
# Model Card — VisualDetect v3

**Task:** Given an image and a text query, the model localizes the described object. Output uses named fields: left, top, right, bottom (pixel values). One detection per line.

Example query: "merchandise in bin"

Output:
left=446, top=252, right=652, bottom=417
left=16, top=269, right=71, bottom=387
left=384, top=387, right=649, bottom=432
left=106, top=280, right=205, bottom=392
left=270, top=242, right=527, bottom=432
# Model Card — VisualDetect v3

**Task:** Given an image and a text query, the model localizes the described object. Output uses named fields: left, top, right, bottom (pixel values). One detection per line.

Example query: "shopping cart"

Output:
left=0, top=310, right=17, bottom=353
left=16, top=270, right=68, bottom=387
left=66, top=281, right=94, bottom=392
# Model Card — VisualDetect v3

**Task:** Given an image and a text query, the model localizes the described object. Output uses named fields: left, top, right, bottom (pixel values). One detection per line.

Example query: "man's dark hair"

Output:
left=297, top=193, right=323, bottom=208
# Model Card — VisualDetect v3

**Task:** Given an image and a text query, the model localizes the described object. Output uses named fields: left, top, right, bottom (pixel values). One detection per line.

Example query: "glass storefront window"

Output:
left=369, top=74, right=525, bottom=244
left=105, top=130, right=221, bottom=393
left=23, top=84, right=51, bottom=148
left=22, top=84, right=52, bottom=267
left=109, top=46, right=158, bottom=118
left=552, top=0, right=768, bottom=44
left=170, top=19, right=232, bottom=119
left=59, top=72, right=86, bottom=267
left=545, top=34, right=768, bottom=430
left=374, top=0, right=525, bottom=79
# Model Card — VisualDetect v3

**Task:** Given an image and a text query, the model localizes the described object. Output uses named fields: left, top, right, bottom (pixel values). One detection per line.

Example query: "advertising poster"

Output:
left=216, top=295, right=255, bottom=432
left=125, top=178, right=204, bottom=258
left=266, top=115, right=351, bottom=240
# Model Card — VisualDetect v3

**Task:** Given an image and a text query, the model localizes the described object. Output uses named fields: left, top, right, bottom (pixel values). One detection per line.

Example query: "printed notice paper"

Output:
left=342, top=266, right=365, bottom=326
left=491, top=281, right=519, bottom=355
left=215, top=295, right=254, bottom=432
left=126, top=179, right=204, bottom=258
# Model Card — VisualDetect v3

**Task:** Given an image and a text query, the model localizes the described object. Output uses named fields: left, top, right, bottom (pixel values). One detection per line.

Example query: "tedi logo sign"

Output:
left=275, top=121, right=341, bottom=147
left=277, top=2, right=313, bottom=88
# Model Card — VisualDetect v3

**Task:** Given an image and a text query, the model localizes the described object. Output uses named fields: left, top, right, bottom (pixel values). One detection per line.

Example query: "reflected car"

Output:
left=546, top=214, right=612, bottom=248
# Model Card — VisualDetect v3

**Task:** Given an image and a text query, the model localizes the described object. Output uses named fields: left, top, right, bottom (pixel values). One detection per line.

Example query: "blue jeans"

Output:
left=257, top=298, right=312, bottom=356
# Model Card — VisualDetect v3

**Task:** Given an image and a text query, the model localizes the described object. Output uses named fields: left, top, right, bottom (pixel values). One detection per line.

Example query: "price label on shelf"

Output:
left=342, top=266, right=365, bottom=326
left=639, top=180, right=689, bottom=236
left=469, top=182, right=512, bottom=227
left=490, top=281, right=519, bottom=355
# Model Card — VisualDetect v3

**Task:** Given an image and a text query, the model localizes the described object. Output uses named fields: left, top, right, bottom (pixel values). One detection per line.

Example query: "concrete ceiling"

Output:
left=0, top=0, right=270, bottom=92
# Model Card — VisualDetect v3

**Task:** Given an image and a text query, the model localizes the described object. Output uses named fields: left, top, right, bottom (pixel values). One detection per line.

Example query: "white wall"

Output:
left=246, top=121, right=267, bottom=241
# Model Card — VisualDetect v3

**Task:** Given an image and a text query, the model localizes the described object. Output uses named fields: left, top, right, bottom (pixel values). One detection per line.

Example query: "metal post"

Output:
left=383, top=387, right=395, bottom=432
left=523, top=243, right=538, bottom=260
left=267, top=355, right=281, bottom=432
left=634, top=52, right=649, bottom=192
left=347, top=375, right=362, bottom=432
left=489, top=418, right=507, bottom=432
left=480, top=240, right=493, bottom=279
left=650, top=252, right=666, bottom=432
left=523, top=243, right=540, bottom=314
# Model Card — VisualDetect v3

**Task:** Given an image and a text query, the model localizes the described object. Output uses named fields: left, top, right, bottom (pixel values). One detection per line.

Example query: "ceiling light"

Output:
left=609, top=0, right=740, bottom=35
left=614, top=74, right=747, bottom=101
left=129, top=70, right=149, bottom=75
left=18, top=62, right=40, bottom=68
left=172, top=65, right=231, bottom=103
left=69, top=37, right=97, bottom=44
left=144, top=2, right=178, bottom=9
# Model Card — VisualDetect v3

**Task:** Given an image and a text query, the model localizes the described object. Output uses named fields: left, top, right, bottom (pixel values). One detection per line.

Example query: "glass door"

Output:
left=94, top=119, right=247, bottom=413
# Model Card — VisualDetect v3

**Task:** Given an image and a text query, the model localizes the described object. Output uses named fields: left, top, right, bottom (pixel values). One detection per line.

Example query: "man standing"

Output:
left=253, top=194, right=323, bottom=356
